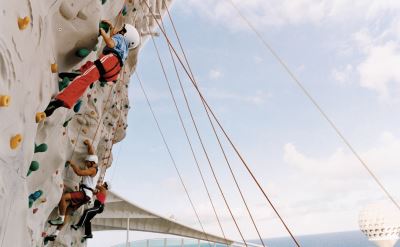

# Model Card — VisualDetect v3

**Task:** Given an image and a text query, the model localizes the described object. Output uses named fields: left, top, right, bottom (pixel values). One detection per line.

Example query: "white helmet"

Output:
left=124, top=24, right=140, bottom=49
left=85, top=155, right=98, bottom=164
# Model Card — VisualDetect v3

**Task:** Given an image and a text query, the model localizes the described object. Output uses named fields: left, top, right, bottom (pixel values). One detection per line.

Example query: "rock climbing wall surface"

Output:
left=0, top=0, right=173, bottom=246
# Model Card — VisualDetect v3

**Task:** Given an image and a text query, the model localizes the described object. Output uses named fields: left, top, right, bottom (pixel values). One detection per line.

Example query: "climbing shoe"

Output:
left=48, top=217, right=64, bottom=226
left=44, top=99, right=64, bottom=117
left=71, top=224, right=79, bottom=231
left=44, top=234, right=57, bottom=244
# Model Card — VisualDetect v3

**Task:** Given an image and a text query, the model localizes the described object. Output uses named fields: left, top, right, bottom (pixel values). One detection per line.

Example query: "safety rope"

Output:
left=143, top=1, right=301, bottom=246
left=144, top=17, right=230, bottom=244
left=135, top=72, right=214, bottom=247
left=160, top=6, right=266, bottom=246
left=145, top=10, right=248, bottom=246
left=223, top=0, right=400, bottom=211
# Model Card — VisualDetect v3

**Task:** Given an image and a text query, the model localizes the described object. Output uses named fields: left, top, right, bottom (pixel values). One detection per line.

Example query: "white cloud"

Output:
left=179, top=0, right=400, bottom=30
left=357, top=41, right=400, bottom=99
left=209, top=69, right=223, bottom=79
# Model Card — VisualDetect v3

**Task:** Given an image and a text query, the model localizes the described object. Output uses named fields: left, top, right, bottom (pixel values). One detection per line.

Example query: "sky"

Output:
left=90, top=0, right=400, bottom=246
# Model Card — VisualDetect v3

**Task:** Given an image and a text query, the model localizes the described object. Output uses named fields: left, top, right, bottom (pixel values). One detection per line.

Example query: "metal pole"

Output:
left=126, top=218, right=130, bottom=247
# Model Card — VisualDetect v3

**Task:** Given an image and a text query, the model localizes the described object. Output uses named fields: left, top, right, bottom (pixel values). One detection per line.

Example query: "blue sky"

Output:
left=90, top=0, right=400, bottom=246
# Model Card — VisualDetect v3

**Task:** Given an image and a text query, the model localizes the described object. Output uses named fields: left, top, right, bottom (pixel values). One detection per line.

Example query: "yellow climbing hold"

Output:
left=10, top=134, right=22, bottom=149
left=51, top=63, right=58, bottom=73
left=0, top=95, right=10, bottom=107
left=18, top=16, right=30, bottom=30
left=35, top=112, right=46, bottom=123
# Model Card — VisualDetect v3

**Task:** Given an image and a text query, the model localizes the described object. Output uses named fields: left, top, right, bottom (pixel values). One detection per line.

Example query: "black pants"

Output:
left=76, top=200, right=104, bottom=236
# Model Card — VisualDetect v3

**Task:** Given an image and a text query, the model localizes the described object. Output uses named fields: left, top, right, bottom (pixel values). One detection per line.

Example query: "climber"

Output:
left=71, top=181, right=110, bottom=239
left=45, top=139, right=100, bottom=241
left=44, top=20, right=141, bottom=117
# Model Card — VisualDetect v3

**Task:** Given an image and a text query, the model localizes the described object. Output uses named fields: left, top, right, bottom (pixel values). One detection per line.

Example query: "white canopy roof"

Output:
left=91, top=191, right=234, bottom=245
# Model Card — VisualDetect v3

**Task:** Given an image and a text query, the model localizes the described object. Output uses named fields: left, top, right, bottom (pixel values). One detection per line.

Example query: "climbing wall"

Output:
left=0, top=0, right=172, bottom=246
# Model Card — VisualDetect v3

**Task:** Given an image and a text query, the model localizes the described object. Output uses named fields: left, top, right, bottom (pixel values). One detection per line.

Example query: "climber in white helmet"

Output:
left=44, top=20, right=141, bottom=117
left=45, top=139, right=100, bottom=242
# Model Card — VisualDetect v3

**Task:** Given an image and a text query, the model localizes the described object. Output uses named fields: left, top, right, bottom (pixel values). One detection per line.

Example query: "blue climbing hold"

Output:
left=29, top=190, right=43, bottom=208
left=73, top=100, right=83, bottom=113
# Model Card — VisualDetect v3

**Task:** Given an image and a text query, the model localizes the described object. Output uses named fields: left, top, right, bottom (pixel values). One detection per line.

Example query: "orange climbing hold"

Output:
left=51, top=63, right=58, bottom=73
left=35, top=112, right=46, bottom=123
left=10, top=134, right=22, bottom=149
left=18, top=16, right=30, bottom=30
left=0, top=95, right=10, bottom=107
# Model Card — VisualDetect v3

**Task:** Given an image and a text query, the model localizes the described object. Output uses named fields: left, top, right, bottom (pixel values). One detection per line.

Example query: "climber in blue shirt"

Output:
left=44, top=20, right=140, bottom=117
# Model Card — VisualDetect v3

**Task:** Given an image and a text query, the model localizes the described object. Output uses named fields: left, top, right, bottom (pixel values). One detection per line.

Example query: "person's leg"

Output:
left=58, top=193, right=71, bottom=216
left=84, top=221, right=92, bottom=237
left=75, top=208, right=90, bottom=227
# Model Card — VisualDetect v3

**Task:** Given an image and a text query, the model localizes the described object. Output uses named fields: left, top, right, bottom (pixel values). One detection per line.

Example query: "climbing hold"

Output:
left=100, top=81, right=106, bottom=87
left=94, top=98, right=97, bottom=103
left=89, top=83, right=94, bottom=89
left=40, top=198, right=47, bottom=203
left=18, top=16, right=30, bottom=30
left=10, top=134, right=22, bottom=149
left=51, top=63, right=58, bottom=73
left=34, top=143, right=48, bottom=153
left=124, top=104, right=129, bottom=109
left=82, top=128, right=87, bottom=134
left=73, top=100, right=82, bottom=113
left=0, top=95, right=10, bottom=107
left=59, top=77, right=70, bottom=91
left=36, top=112, right=46, bottom=123
left=121, top=5, right=128, bottom=16
left=101, top=0, right=107, bottom=5
left=75, top=48, right=90, bottom=58
left=33, top=208, right=38, bottom=214
left=63, top=117, right=72, bottom=127
left=99, top=21, right=110, bottom=33
left=28, top=190, right=43, bottom=208
left=41, top=232, right=47, bottom=238
left=87, top=94, right=91, bottom=98
left=27, top=161, right=40, bottom=176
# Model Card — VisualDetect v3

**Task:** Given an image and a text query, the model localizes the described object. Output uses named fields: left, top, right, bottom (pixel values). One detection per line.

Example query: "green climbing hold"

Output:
left=34, top=143, right=48, bottom=153
left=63, top=117, right=72, bottom=127
left=75, top=48, right=90, bottom=58
left=101, top=0, right=106, bottom=5
left=99, top=21, right=110, bottom=33
left=100, top=81, right=107, bottom=87
left=121, top=5, right=127, bottom=16
left=94, top=98, right=97, bottom=103
left=27, top=161, right=40, bottom=176
left=59, top=77, right=70, bottom=91
left=73, top=100, right=83, bottom=113
left=28, top=190, right=43, bottom=208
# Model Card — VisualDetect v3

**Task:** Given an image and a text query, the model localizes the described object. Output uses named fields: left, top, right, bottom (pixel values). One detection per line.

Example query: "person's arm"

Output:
left=68, top=161, right=96, bottom=176
left=101, top=20, right=117, bottom=36
left=83, top=139, right=95, bottom=155
left=100, top=28, right=115, bottom=49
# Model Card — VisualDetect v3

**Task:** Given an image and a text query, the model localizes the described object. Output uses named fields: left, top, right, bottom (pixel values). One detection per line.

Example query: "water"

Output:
left=261, top=231, right=400, bottom=247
